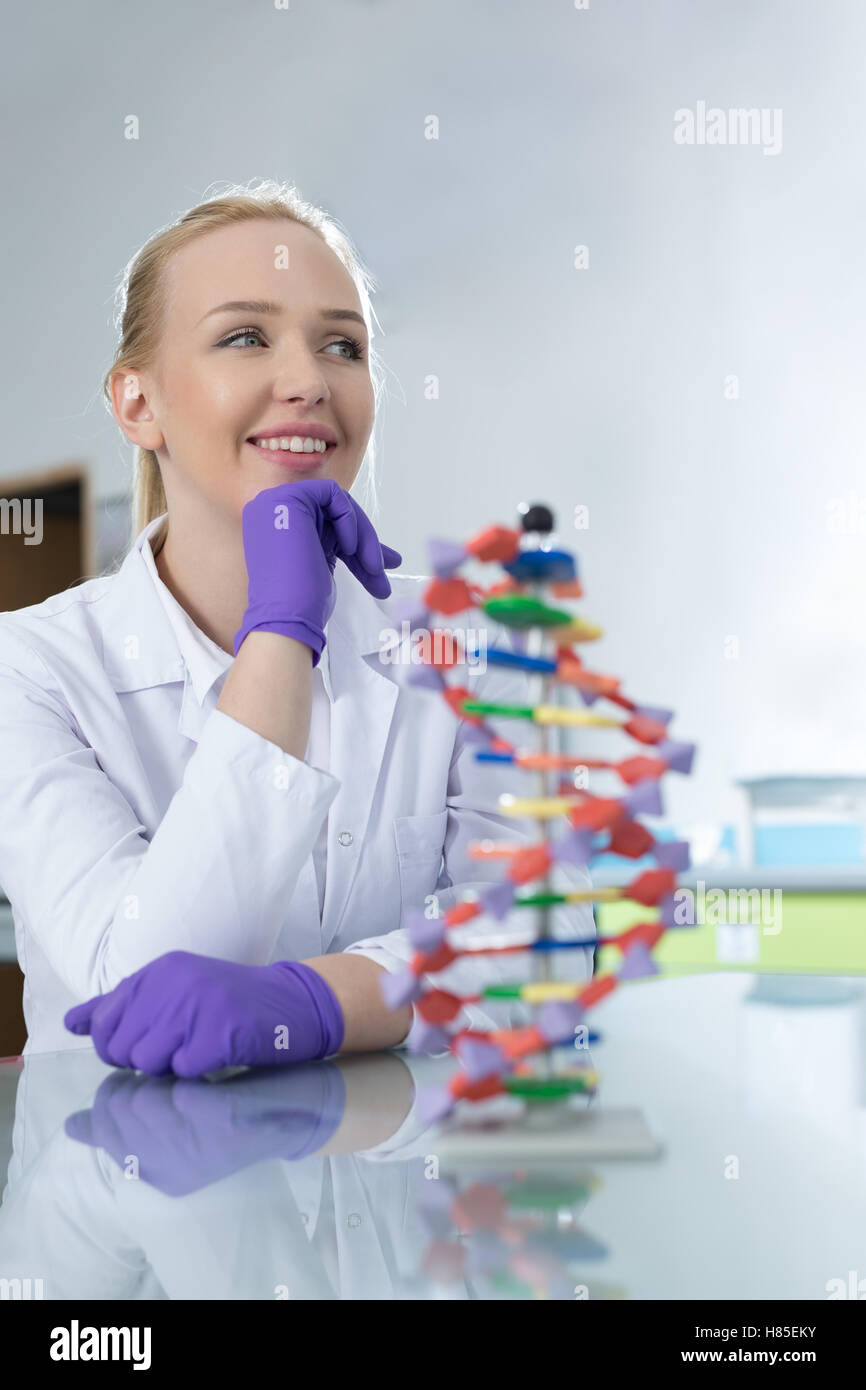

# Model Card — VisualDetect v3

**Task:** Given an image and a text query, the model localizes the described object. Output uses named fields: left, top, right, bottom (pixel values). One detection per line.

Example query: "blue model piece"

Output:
left=466, top=645, right=558, bottom=672
left=502, top=549, right=577, bottom=582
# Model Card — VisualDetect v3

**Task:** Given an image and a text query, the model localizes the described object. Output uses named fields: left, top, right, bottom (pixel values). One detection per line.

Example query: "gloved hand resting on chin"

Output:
left=234, top=479, right=402, bottom=665
left=64, top=951, right=345, bottom=1078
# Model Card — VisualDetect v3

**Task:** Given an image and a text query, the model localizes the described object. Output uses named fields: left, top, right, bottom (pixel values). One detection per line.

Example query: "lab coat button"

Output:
left=347, top=1212, right=362, bottom=1228
left=337, top=830, right=353, bottom=847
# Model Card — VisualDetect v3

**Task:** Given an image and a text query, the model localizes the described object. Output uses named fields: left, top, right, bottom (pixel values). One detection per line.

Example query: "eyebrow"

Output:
left=197, top=300, right=367, bottom=330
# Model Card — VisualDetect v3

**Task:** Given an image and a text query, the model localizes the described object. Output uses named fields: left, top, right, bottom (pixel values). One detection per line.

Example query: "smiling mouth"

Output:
left=247, top=435, right=334, bottom=452
left=246, top=438, right=336, bottom=463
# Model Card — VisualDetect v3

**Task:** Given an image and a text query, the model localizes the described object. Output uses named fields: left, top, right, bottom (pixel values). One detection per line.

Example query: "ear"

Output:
left=109, top=369, right=165, bottom=452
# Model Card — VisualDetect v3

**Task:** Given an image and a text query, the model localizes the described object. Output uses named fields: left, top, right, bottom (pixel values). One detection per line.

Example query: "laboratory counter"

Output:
left=0, top=969, right=864, bottom=1301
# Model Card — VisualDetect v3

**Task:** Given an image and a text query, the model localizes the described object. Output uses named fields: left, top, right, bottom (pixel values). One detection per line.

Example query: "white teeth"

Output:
left=252, top=435, right=329, bottom=453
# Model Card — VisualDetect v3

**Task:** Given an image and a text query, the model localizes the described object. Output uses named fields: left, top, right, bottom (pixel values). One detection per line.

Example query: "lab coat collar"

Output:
left=136, top=514, right=336, bottom=705
left=137, top=514, right=234, bottom=705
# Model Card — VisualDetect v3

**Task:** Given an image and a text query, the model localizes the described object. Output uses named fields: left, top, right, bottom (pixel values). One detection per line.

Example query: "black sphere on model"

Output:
left=518, top=502, right=555, bottom=535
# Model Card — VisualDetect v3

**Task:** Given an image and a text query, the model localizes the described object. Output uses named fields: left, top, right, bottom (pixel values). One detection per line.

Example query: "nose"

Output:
left=271, top=344, right=331, bottom=406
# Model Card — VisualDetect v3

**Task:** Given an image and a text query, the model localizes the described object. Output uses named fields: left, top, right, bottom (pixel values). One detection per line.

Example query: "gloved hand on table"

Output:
left=234, top=478, right=402, bottom=664
left=63, top=950, right=345, bottom=1077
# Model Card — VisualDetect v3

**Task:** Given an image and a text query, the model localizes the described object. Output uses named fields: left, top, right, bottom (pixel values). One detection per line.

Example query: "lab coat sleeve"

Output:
left=0, top=624, right=341, bottom=1002
left=343, top=624, right=596, bottom=1044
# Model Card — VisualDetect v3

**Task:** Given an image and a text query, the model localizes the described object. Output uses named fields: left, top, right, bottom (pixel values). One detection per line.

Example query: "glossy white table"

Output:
left=0, top=970, right=862, bottom=1300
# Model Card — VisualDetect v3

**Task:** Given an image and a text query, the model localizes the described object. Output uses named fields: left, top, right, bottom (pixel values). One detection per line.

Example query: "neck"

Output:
left=151, top=499, right=249, bottom=657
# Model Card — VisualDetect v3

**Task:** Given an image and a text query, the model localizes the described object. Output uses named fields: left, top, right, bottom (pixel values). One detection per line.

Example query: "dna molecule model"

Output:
left=379, top=502, right=697, bottom=1130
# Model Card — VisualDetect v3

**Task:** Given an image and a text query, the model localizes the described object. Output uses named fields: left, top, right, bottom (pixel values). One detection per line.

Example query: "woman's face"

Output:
left=118, top=217, right=375, bottom=516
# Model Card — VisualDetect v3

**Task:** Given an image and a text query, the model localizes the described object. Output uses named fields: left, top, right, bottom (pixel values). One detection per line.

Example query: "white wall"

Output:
left=2, top=0, right=864, bottom=842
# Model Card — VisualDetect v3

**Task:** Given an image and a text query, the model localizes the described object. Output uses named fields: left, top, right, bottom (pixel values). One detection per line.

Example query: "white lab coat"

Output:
left=0, top=512, right=594, bottom=1056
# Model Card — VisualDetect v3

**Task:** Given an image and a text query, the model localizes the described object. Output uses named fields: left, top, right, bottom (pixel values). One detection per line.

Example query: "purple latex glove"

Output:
left=63, top=950, right=345, bottom=1078
left=233, top=479, right=402, bottom=664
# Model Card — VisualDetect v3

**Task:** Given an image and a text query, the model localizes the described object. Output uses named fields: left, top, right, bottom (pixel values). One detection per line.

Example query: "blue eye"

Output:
left=218, top=327, right=266, bottom=349
left=325, top=336, right=366, bottom=361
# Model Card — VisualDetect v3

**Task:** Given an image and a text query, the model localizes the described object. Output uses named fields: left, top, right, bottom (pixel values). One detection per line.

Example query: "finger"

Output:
left=317, top=518, right=340, bottom=570
left=65, top=1103, right=141, bottom=1175
left=341, top=499, right=391, bottom=579
left=128, top=1027, right=188, bottom=1078
left=339, top=550, right=393, bottom=599
left=315, top=481, right=357, bottom=554
left=381, top=544, right=402, bottom=569
left=89, top=976, right=141, bottom=1068
left=322, top=486, right=393, bottom=581
left=64, top=1109, right=96, bottom=1144
left=105, top=1005, right=175, bottom=1076
left=77, top=1078, right=137, bottom=1162
left=170, top=1038, right=224, bottom=1079
left=64, top=996, right=100, bottom=1035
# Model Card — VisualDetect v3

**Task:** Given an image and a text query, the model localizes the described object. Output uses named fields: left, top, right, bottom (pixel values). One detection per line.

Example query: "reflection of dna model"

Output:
left=417, top=1169, right=615, bottom=1300
left=380, top=503, right=697, bottom=1126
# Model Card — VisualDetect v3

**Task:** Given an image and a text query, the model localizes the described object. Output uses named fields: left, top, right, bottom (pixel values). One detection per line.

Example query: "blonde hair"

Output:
left=102, top=178, right=386, bottom=545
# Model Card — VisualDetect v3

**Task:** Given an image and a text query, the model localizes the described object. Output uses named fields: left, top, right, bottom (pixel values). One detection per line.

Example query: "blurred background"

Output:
left=1, top=0, right=865, bottom=1051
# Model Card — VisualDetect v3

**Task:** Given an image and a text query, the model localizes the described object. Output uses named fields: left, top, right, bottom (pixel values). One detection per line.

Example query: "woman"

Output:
left=0, top=180, right=594, bottom=1076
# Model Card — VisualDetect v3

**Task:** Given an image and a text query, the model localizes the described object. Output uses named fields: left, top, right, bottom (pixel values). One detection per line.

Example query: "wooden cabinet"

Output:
left=0, top=962, right=26, bottom=1059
